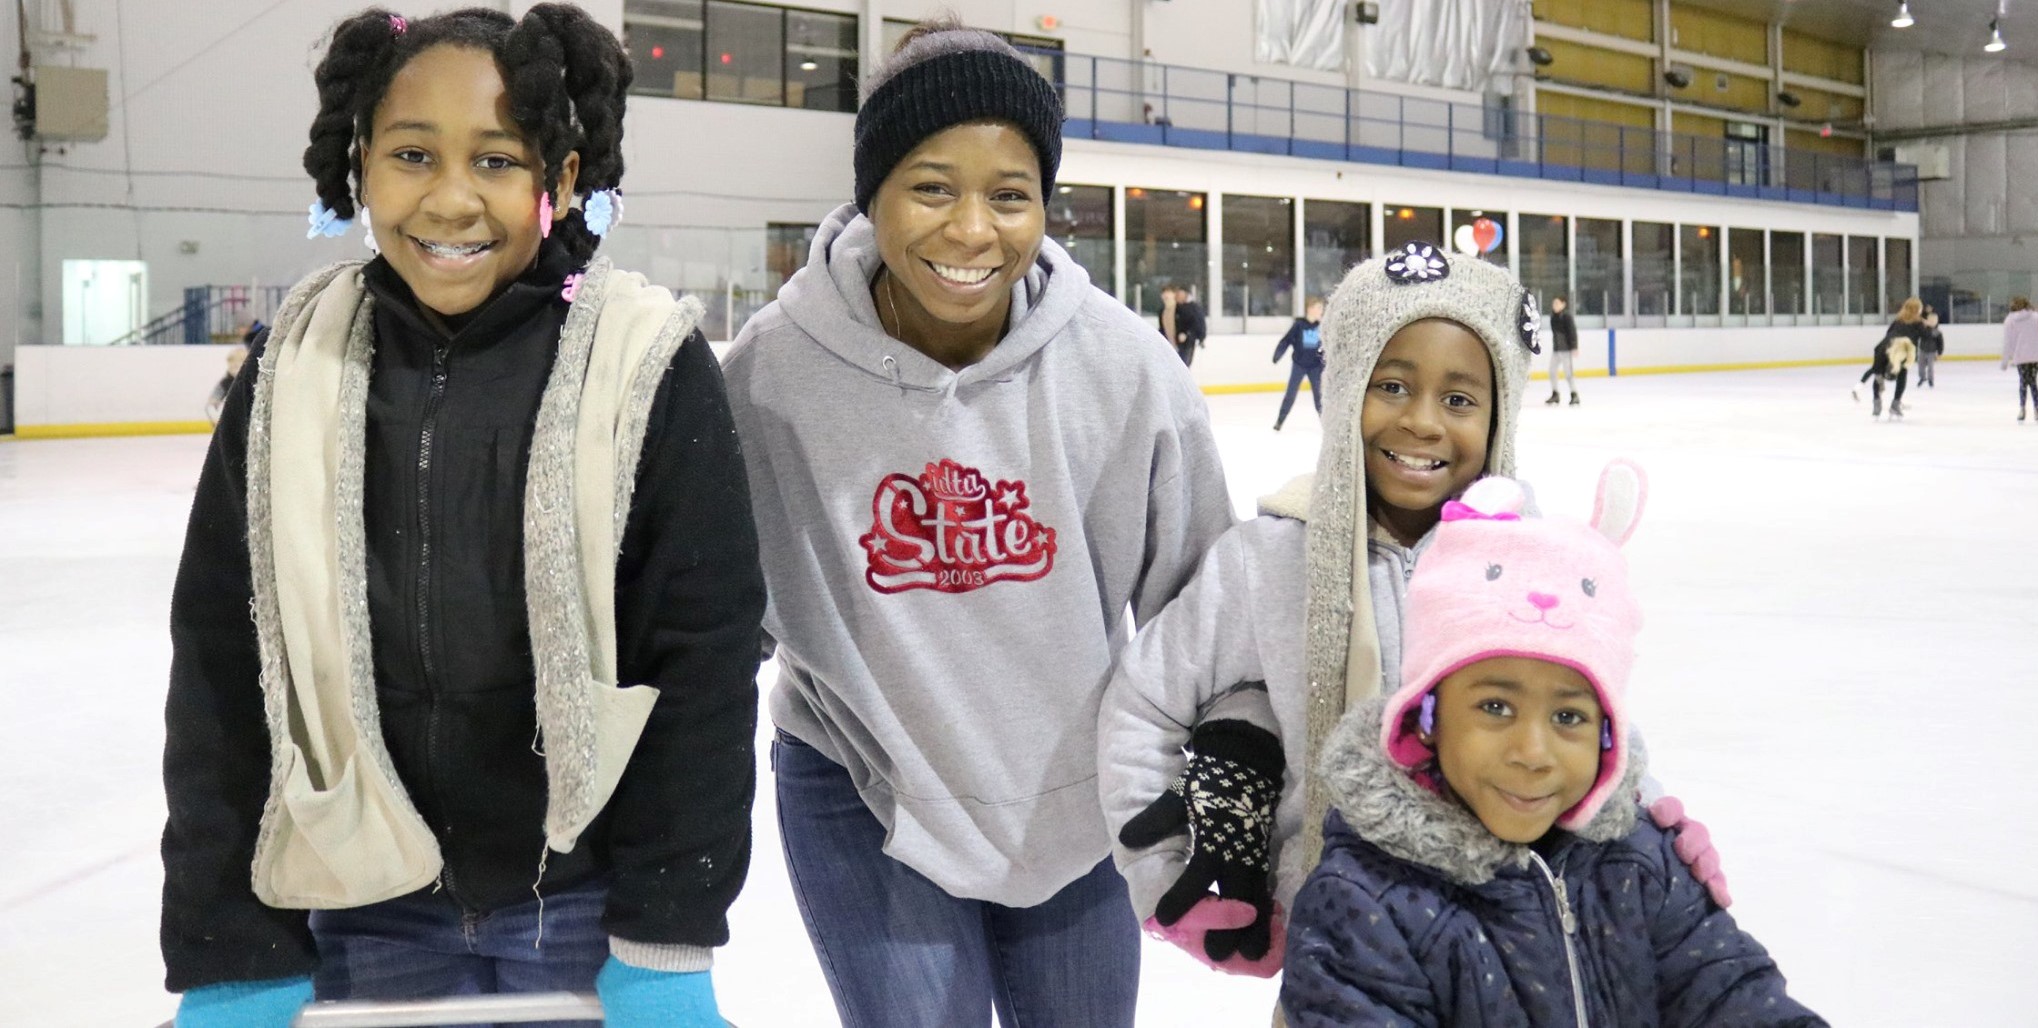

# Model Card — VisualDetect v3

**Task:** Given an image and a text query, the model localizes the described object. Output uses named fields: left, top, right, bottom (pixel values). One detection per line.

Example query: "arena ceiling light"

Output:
left=1986, top=17, right=2007, bottom=51
left=1891, top=2, right=1914, bottom=29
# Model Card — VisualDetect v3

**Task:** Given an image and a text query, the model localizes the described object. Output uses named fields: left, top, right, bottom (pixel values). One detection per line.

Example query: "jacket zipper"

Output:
left=1528, top=850, right=1589, bottom=1028
left=417, top=343, right=463, bottom=908
left=417, top=343, right=448, bottom=687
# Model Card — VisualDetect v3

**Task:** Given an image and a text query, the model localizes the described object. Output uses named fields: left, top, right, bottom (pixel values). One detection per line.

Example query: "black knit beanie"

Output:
left=853, top=45, right=1064, bottom=215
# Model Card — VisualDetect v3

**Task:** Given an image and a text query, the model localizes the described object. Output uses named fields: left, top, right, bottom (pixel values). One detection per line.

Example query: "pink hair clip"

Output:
left=389, top=15, right=407, bottom=35
left=538, top=192, right=553, bottom=239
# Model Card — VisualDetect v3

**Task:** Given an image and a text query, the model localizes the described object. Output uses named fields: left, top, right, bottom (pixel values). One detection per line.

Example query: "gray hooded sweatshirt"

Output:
left=723, top=204, right=1235, bottom=906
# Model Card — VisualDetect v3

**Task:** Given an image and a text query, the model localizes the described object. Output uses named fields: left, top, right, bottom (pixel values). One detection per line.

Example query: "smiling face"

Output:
left=868, top=120, right=1045, bottom=363
left=1361, top=319, right=1495, bottom=545
left=359, top=45, right=578, bottom=318
left=1429, top=657, right=1605, bottom=843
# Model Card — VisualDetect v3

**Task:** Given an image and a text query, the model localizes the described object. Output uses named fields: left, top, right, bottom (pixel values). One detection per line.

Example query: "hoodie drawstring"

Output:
left=882, top=354, right=904, bottom=397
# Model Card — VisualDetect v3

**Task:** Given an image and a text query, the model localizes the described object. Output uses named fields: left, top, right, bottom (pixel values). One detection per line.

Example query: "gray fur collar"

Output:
left=1318, top=698, right=1645, bottom=887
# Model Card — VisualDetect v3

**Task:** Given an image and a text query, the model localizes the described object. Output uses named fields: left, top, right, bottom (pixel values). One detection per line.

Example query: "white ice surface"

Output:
left=2, top=361, right=2034, bottom=1026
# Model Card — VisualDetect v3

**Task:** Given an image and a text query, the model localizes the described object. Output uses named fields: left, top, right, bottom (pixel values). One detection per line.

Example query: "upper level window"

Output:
left=625, top=1, right=858, bottom=113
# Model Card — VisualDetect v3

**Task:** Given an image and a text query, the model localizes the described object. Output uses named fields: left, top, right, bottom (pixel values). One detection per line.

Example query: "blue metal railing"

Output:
left=110, top=285, right=291, bottom=346
left=1033, top=49, right=1918, bottom=213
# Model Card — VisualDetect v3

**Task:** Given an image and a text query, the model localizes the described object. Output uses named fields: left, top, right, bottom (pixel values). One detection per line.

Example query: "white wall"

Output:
left=13, top=343, right=238, bottom=431
left=23, top=323, right=1996, bottom=436
left=2, top=3, right=34, bottom=369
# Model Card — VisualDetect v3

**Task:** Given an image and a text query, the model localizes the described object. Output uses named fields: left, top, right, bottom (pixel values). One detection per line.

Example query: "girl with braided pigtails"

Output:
left=159, top=8, right=764, bottom=1027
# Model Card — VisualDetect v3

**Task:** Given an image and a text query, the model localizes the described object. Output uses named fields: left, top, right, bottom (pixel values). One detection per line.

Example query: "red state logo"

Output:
left=860, top=458, right=1058, bottom=594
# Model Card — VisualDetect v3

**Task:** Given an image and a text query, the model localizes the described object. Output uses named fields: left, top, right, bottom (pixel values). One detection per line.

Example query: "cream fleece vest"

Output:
left=243, top=258, right=702, bottom=910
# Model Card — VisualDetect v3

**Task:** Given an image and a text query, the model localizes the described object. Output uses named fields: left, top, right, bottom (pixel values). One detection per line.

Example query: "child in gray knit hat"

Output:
left=1099, top=242, right=1730, bottom=979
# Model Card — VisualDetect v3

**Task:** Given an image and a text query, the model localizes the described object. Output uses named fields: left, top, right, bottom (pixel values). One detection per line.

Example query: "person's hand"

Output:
left=1120, top=718, right=1284, bottom=965
left=1649, top=796, right=1731, bottom=908
left=174, top=977, right=313, bottom=1028
left=596, top=958, right=725, bottom=1028
left=1143, top=896, right=1285, bottom=977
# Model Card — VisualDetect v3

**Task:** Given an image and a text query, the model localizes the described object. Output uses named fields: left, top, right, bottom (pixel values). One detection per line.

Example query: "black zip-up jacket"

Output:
left=160, top=243, right=766, bottom=992
left=1549, top=309, right=1578, bottom=352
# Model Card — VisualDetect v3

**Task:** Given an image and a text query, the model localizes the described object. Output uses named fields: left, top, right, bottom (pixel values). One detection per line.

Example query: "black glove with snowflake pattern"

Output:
left=1119, top=715, right=1285, bottom=962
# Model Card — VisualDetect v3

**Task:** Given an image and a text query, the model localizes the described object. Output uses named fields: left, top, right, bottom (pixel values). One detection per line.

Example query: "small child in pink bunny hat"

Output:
left=1280, top=462, right=1824, bottom=1025
left=1100, top=245, right=1728, bottom=982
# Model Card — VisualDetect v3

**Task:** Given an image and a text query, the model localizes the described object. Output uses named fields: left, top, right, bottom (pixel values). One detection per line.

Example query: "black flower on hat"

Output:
left=1519, top=291, right=1542, bottom=355
left=1385, top=242, right=1448, bottom=284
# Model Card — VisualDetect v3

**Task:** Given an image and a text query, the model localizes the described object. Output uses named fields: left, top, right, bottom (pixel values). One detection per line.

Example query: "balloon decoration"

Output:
left=1452, top=217, right=1504, bottom=256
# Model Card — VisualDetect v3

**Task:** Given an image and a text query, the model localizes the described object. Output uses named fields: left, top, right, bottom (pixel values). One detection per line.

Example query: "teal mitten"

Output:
left=596, top=956, right=724, bottom=1028
left=175, top=976, right=314, bottom=1028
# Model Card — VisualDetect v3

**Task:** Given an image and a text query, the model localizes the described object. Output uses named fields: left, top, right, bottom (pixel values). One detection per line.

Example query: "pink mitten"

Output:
left=1649, top=796, right=1732, bottom=908
left=1143, top=896, right=1286, bottom=978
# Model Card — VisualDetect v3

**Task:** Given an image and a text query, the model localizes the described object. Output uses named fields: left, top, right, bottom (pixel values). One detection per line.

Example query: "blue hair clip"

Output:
left=1418, top=693, right=1436, bottom=736
left=307, top=200, right=352, bottom=240
left=583, top=189, right=622, bottom=237
left=1601, top=718, right=1614, bottom=750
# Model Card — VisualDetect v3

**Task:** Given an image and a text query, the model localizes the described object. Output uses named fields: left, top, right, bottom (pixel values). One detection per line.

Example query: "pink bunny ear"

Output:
left=1591, top=459, right=1647, bottom=546
left=1452, top=475, right=1527, bottom=519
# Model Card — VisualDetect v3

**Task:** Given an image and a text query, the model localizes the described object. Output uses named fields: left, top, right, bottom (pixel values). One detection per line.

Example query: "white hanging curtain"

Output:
left=1256, top=0, right=1348, bottom=73
left=1366, top=0, right=1528, bottom=93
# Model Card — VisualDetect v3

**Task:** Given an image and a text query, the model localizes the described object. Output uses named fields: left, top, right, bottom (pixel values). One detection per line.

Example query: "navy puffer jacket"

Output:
left=1281, top=699, right=1824, bottom=1027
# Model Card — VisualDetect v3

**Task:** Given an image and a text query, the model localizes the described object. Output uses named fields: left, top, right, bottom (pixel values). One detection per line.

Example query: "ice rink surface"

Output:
left=2, top=360, right=2034, bottom=1026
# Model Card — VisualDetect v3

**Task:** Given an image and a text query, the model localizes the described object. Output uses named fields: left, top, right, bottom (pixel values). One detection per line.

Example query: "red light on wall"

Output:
left=720, top=52, right=733, bottom=64
left=651, top=45, right=665, bottom=59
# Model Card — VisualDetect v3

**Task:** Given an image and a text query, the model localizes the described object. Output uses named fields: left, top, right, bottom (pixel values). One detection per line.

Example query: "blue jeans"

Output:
left=309, top=876, right=609, bottom=1028
left=772, top=730, right=1140, bottom=1028
left=1276, top=361, right=1322, bottom=425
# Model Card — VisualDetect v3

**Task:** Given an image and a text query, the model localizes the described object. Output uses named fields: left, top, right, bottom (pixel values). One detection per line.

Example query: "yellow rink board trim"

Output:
left=0, top=355, right=2007, bottom=437
left=11, top=420, right=214, bottom=440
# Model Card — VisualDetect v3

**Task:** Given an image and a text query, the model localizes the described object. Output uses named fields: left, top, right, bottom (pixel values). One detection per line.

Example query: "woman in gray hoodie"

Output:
left=721, top=20, right=1235, bottom=1027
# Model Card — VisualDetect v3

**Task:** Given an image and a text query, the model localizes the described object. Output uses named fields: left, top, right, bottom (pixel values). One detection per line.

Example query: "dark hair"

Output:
left=303, top=5, right=633, bottom=262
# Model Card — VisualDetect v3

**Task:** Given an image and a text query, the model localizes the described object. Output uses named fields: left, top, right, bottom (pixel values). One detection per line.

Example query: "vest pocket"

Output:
left=543, top=676, right=660, bottom=854
left=253, top=742, right=443, bottom=910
